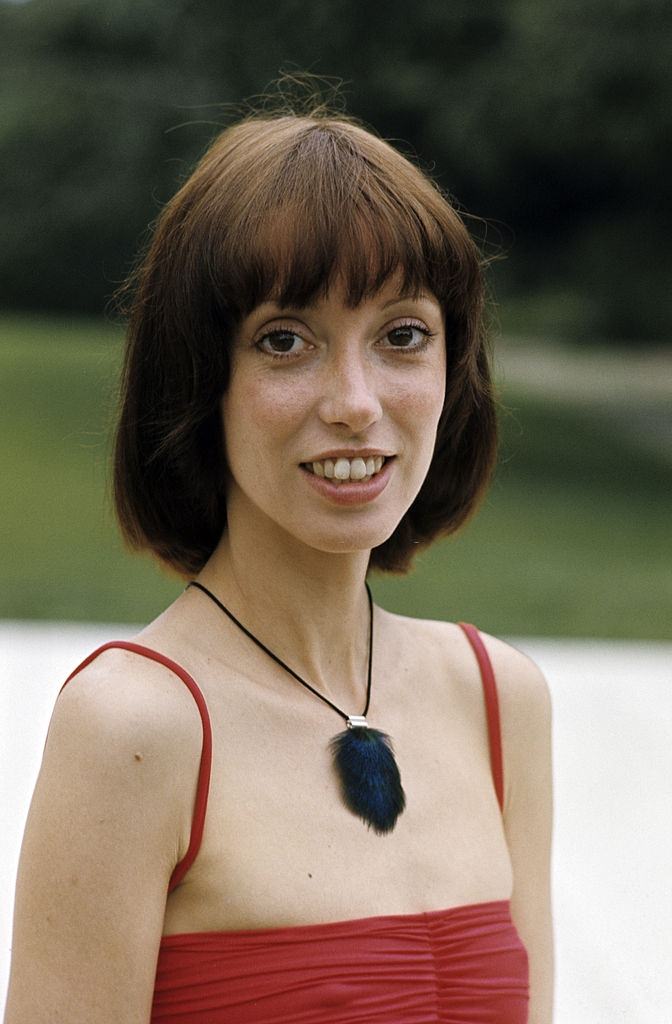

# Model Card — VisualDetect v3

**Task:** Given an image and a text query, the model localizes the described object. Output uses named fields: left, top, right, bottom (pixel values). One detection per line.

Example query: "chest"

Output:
left=163, top=650, right=513, bottom=934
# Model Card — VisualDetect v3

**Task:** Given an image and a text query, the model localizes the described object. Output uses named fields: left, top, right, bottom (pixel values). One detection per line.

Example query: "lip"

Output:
left=300, top=457, right=394, bottom=506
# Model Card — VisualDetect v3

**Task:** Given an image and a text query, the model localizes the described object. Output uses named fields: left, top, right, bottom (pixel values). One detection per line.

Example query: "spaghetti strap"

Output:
left=61, top=641, right=213, bottom=892
left=456, top=624, right=504, bottom=812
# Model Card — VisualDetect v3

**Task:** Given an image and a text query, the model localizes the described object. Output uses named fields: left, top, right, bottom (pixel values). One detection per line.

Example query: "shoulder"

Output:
left=477, top=629, right=551, bottom=741
left=54, top=643, right=204, bottom=753
left=473, top=631, right=553, bottom=824
left=474, top=629, right=552, bottom=719
left=449, top=625, right=552, bottom=753
left=404, top=611, right=548, bottom=701
left=31, top=642, right=206, bottom=891
left=47, top=643, right=204, bottom=828
left=7, top=642, right=202, bottom=1021
left=379, top=607, right=550, bottom=703
left=379, top=608, right=551, bottom=752
left=375, top=606, right=467, bottom=664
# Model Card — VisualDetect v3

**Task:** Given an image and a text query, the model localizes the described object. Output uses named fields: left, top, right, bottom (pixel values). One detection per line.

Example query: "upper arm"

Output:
left=4, top=653, right=201, bottom=1024
left=481, top=634, right=555, bottom=1024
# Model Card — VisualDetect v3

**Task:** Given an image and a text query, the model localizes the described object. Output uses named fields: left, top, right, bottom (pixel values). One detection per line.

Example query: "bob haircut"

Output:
left=113, top=108, right=497, bottom=576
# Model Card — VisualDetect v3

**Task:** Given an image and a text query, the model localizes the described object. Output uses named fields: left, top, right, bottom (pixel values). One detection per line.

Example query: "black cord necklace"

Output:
left=187, top=580, right=405, bottom=834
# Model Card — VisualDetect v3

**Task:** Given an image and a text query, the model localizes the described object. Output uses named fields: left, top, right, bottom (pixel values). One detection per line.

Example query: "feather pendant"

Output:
left=330, top=726, right=406, bottom=834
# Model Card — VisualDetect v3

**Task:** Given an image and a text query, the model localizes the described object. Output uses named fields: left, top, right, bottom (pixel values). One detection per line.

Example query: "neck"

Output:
left=195, top=520, right=374, bottom=709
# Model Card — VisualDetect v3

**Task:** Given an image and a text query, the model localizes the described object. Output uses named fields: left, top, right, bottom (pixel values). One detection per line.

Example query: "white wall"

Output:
left=1, top=622, right=670, bottom=1022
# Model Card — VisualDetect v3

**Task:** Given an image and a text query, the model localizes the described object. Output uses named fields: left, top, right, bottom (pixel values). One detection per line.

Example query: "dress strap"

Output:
left=456, top=624, right=504, bottom=812
left=61, top=641, right=213, bottom=892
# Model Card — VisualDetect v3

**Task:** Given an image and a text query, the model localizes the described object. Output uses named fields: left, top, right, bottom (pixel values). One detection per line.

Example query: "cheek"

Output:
left=221, top=376, right=309, bottom=460
left=394, top=369, right=446, bottom=427
left=425, top=359, right=447, bottom=426
left=395, top=369, right=446, bottom=472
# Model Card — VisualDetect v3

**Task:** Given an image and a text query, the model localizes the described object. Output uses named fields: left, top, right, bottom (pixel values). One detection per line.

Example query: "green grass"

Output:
left=0, top=314, right=180, bottom=622
left=1, top=314, right=670, bottom=638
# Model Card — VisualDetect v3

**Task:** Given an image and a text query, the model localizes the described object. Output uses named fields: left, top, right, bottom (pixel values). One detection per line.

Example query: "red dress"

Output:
left=63, top=624, right=529, bottom=1023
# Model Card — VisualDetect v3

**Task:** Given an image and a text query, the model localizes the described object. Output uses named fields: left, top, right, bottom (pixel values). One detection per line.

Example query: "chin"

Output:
left=296, top=519, right=400, bottom=557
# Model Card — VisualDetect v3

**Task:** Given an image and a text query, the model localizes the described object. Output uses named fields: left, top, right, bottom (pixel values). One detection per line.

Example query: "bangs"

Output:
left=202, top=121, right=472, bottom=319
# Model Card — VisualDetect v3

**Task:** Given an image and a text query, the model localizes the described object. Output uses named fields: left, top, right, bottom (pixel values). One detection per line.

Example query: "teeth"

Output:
left=308, top=455, right=387, bottom=481
left=349, top=458, right=367, bottom=481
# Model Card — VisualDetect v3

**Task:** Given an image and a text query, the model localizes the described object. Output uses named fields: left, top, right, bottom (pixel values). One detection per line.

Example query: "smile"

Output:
left=302, top=456, right=387, bottom=483
left=300, top=456, right=394, bottom=506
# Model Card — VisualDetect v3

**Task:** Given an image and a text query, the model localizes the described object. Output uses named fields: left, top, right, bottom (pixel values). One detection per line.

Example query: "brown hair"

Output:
left=113, top=107, right=497, bottom=575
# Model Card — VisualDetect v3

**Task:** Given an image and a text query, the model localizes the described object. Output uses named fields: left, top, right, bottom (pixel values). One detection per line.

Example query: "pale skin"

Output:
left=5, top=278, right=554, bottom=1023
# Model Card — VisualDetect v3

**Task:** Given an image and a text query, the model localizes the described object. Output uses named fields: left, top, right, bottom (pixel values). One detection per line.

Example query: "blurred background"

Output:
left=1, top=0, right=670, bottom=638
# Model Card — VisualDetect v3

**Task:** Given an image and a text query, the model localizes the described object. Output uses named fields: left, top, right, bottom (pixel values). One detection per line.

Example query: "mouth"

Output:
left=300, top=455, right=390, bottom=483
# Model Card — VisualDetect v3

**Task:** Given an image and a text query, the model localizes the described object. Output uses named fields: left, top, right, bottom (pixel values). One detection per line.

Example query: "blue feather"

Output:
left=330, top=727, right=406, bottom=834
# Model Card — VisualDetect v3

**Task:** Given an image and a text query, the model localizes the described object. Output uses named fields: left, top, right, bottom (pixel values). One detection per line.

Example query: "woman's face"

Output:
left=221, top=276, right=446, bottom=556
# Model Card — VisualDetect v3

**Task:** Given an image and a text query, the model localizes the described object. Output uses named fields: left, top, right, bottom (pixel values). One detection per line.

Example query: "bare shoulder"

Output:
left=46, top=643, right=204, bottom=845
left=475, top=630, right=552, bottom=717
left=378, top=607, right=548, bottom=689
left=450, top=618, right=553, bottom=749
left=378, top=606, right=551, bottom=737
left=6, top=644, right=203, bottom=1023
left=406, top=610, right=549, bottom=707
left=451, top=624, right=553, bottom=758
left=474, top=635, right=554, bottom=1020
left=52, top=644, right=203, bottom=765
left=39, top=643, right=205, bottom=878
left=473, top=631, right=553, bottom=835
left=375, top=605, right=468, bottom=664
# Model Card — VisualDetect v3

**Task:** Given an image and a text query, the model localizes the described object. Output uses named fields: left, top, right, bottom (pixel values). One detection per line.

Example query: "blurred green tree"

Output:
left=1, top=0, right=670, bottom=341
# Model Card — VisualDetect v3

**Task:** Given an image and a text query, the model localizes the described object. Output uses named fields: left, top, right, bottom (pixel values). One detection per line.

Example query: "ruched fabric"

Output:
left=152, top=900, right=528, bottom=1023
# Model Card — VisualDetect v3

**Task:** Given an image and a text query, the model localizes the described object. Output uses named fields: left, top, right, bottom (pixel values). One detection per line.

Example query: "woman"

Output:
left=5, top=105, right=553, bottom=1023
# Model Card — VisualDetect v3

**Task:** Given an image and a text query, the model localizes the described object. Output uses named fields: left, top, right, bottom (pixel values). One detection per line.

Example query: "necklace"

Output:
left=187, top=580, right=405, bottom=834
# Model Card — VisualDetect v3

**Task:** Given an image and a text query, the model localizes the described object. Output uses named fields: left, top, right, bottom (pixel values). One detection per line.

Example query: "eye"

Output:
left=256, top=329, right=309, bottom=358
left=382, top=323, right=434, bottom=350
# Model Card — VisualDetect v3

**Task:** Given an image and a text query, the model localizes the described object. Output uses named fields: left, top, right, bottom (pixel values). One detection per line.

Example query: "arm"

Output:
left=482, top=635, right=555, bottom=1024
left=4, top=650, right=201, bottom=1024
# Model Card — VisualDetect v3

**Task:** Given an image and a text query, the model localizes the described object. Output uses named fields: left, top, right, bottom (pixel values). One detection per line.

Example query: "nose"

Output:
left=318, top=348, right=383, bottom=433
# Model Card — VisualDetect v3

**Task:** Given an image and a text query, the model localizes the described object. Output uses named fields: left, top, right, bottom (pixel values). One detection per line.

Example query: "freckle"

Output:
left=134, top=752, right=143, bottom=762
